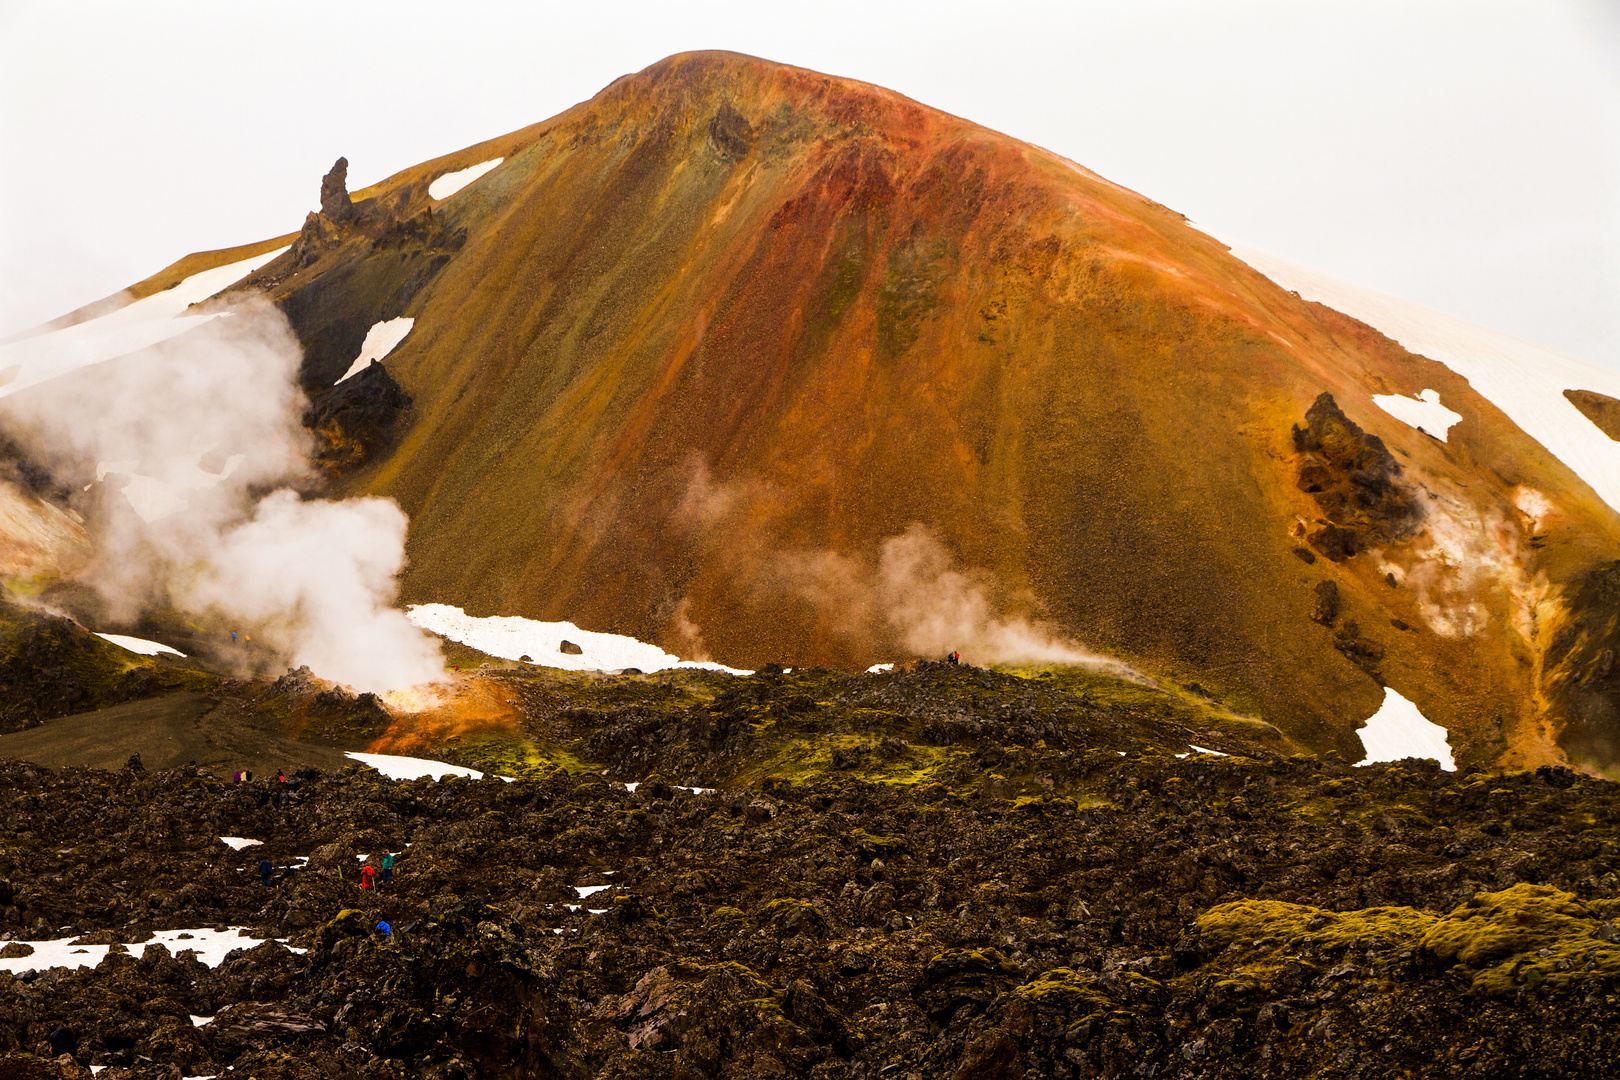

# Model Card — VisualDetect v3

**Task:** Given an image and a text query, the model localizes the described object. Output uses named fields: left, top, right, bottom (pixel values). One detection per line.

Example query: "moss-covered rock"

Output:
left=1009, top=967, right=1116, bottom=1021
left=1195, top=897, right=1438, bottom=954
left=1420, top=882, right=1620, bottom=996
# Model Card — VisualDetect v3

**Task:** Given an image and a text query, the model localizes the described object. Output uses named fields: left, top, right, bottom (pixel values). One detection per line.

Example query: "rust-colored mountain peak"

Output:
left=17, top=51, right=1620, bottom=775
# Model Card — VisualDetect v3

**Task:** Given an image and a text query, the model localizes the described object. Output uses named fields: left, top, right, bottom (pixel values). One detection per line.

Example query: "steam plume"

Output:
left=777, top=524, right=1134, bottom=671
left=0, top=296, right=443, bottom=692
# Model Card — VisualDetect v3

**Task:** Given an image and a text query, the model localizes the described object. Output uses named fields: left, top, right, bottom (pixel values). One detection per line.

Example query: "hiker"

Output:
left=382, top=851, right=394, bottom=885
left=259, top=856, right=272, bottom=886
left=231, top=631, right=237, bottom=643
left=360, top=864, right=376, bottom=890
left=244, top=769, right=253, bottom=782
left=375, top=920, right=391, bottom=938
left=232, top=770, right=241, bottom=783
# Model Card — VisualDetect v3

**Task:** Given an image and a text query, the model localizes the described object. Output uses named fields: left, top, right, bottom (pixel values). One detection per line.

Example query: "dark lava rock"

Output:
left=208, top=1002, right=325, bottom=1050
left=303, top=361, right=413, bottom=476
left=1294, top=391, right=1424, bottom=557
left=3, top=670, right=1620, bottom=1077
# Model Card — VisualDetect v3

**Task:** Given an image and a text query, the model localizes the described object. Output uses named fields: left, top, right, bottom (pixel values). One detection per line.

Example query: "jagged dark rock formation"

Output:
left=319, top=157, right=355, bottom=223
left=1293, top=392, right=1425, bottom=562
left=302, top=362, right=413, bottom=476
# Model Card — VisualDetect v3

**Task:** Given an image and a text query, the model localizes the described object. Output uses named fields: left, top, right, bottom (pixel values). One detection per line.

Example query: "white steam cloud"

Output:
left=180, top=491, right=443, bottom=691
left=0, top=295, right=443, bottom=693
left=776, top=523, right=1133, bottom=671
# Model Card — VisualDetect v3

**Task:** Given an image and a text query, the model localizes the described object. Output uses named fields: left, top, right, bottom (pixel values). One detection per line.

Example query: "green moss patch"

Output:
left=1196, top=898, right=1437, bottom=955
left=1011, top=967, right=1117, bottom=1020
left=1194, top=883, right=1620, bottom=1000
left=1420, top=883, right=1620, bottom=997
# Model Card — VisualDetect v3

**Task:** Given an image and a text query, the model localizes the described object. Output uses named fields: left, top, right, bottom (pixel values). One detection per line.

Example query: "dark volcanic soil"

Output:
left=0, top=692, right=353, bottom=777
left=2, top=668, right=1620, bottom=1079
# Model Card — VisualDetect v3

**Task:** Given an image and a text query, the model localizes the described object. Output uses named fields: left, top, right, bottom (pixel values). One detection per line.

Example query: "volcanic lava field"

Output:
left=5, top=47, right=1620, bottom=1080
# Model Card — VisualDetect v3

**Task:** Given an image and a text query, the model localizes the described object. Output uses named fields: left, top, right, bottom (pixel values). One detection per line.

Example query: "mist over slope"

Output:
left=7, top=50, right=1620, bottom=776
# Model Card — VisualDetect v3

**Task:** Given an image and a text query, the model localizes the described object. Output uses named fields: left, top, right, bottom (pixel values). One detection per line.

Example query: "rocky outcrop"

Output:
left=1565, top=389, right=1620, bottom=441
left=282, top=158, right=360, bottom=275
left=1544, top=560, right=1620, bottom=769
left=707, top=103, right=754, bottom=161
left=318, top=157, right=355, bottom=223
left=1294, top=392, right=1425, bottom=561
left=302, top=362, right=413, bottom=476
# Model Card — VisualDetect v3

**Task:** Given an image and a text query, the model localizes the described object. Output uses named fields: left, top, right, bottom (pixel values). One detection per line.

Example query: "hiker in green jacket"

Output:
left=382, top=851, right=394, bottom=885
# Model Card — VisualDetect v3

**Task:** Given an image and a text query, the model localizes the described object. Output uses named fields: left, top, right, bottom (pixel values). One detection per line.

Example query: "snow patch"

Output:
left=866, top=663, right=895, bottom=673
left=335, top=318, right=414, bottom=384
left=406, top=603, right=751, bottom=675
left=1371, top=388, right=1462, bottom=442
left=573, top=885, right=611, bottom=899
left=96, top=633, right=186, bottom=658
left=0, top=249, right=287, bottom=399
left=1227, top=242, right=1620, bottom=514
left=346, top=751, right=483, bottom=781
left=428, top=158, right=503, bottom=200
left=190, top=1015, right=214, bottom=1027
left=0, top=926, right=300, bottom=975
left=1353, top=687, right=1456, bottom=771
left=218, top=837, right=261, bottom=851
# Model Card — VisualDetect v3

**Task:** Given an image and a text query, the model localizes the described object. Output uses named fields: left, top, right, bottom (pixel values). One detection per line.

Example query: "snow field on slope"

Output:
left=1370, top=388, right=1462, bottom=442
left=1227, top=242, right=1620, bottom=514
left=0, top=248, right=287, bottom=399
left=1353, top=687, right=1457, bottom=771
left=0, top=927, right=302, bottom=975
left=428, top=158, right=503, bottom=200
left=406, top=603, right=752, bottom=675
left=95, top=633, right=186, bottom=657
left=336, top=317, right=414, bottom=383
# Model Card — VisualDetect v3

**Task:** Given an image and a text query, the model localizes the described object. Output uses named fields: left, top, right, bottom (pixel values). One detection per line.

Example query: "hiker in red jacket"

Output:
left=359, top=864, right=376, bottom=890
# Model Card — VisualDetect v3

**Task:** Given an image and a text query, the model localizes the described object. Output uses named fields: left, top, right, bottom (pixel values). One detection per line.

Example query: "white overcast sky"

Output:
left=2, top=0, right=1617, bottom=368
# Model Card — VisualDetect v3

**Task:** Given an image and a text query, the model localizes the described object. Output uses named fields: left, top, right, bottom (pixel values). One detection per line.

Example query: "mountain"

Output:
left=6, top=50, right=1620, bottom=777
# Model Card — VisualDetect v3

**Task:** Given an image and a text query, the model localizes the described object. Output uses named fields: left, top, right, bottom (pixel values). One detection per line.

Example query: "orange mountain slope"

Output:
left=15, top=51, right=1620, bottom=773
